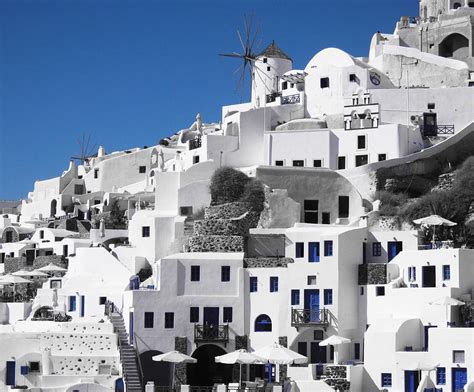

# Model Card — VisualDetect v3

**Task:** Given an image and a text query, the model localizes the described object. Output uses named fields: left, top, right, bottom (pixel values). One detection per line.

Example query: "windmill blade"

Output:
left=237, top=29, right=245, bottom=52
left=219, top=53, right=244, bottom=58
left=233, top=63, right=244, bottom=75
left=249, top=22, right=260, bottom=55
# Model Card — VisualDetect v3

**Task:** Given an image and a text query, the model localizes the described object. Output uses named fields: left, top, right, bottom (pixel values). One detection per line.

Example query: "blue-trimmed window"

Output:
left=190, top=307, right=199, bottom=323
left=223, top=307, right=233, bottom=323
left=442, top=265, right=451, bottom=280
left=221, top=266, right=230, bottom=282
left=250, top=277, right=258, bottom=292
left=372, top=242, right=382, bottom=256
left=381, top=373, right=392, bottom=387
left=436, top=367, right=446, bottom=385
left=296, top=242, right=304, bottom=258
left=324, top=289, right=333, bottom=305
left=69, top=296, right=76, bottom=312
left=190, top=265, right=200, bottom=282
left=408, top=266, right=416, bottom=281
left=324, top=240, right=333, bottom=256
left=164, top=312, right=174, bottom=328
left=270, top=277, right=279, bottom=292
left=291, top=289, right=300, bottom=305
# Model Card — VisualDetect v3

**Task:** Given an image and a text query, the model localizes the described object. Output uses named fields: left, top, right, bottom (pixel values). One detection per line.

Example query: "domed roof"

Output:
left=257, top=40, right=292, bottom=62
left=304, top=48, right=370, bottom=71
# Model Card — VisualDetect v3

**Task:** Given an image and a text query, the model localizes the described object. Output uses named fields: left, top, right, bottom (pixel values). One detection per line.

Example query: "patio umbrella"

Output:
left=215, top=349, right=265, bottom=385
left=153, top=351, right=197, bottom=388
left=252, top=343, right=308, bottom=365
left=12, top=269, right=48, bottom=278
left=413, top=215, right=457, bottom=246
left=319, top=335, right=351, bottom=365
left=0, top=275, right=32, bottom=301
left=429, top=296, right=465, bottom=325
left=38, top=263, right=67, bottom=273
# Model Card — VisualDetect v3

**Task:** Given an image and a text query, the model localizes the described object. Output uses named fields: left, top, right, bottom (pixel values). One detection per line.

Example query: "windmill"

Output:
left=71, top=133, right=97, bottom=164
left=219, top=14, right=267, bottom=102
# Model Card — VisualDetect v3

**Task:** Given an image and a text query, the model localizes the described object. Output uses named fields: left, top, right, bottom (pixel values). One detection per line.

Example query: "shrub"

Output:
left=374, top=190, right=408, bottom=216
left=209, top=167, right=250, bottom=205
left=242, top=179, right=265, bottom=212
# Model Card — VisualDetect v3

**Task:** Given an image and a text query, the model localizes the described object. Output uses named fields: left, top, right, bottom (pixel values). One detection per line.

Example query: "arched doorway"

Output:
left=50, top=199, right=57, bottom=217
left=439, top=33, right=469, bottom=59
left=187, top=344, right=233, bottom=386
left=139, top=350, right=172, bottom=387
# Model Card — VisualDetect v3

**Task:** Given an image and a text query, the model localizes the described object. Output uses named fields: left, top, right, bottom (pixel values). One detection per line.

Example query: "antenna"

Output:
left=71, top=133, right=97, bottom=163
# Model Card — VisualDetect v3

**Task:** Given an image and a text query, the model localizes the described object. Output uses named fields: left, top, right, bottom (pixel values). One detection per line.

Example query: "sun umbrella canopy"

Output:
left=402, top=361, right=439, bottom=371
left=12, top=269, right=48, bottom=277
left=319, top=335, right=351, bottom=347
left=413, top=215, right=457, bottom=227
left=253, top=343, right=308, bottom=365
left=152, top=351, right=197, bottom=364
left=429, top=296, right=465, bottom=306
left=37, top=263, right=67, bottom=273
left=215, top=349, right=264, bottom=365
left=0, top=275, right=32, bottom=284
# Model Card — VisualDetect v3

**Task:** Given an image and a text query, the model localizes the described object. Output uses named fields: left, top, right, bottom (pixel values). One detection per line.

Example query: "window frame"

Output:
left=436, top=367, right=446, bottom=385
left=190, top=265, right=201, bottom=282
left=190, top=307, right=199, bottom=323
left=144, top=312, right=154, bottom=328
left=250, top=276, right=258, bottom=293
left=295, top=242, right=305, bottom=258
left=270, top=276, right=279, bottom=293
left=324, top=289, right=333, bottom=305
left=142, top=226, right=150, bottom=238
left=164, top=312, right=174, bottom=329
left=291, top=289, right=300, bottom=305
left=223, top=307, right=233, bottom=323
left=372, top=242, right=382, bottom=257
left=320, top=77, right=330, bottom=89
left=442, top=265, right=451, bottom=281
left=381, top=373, right=392, bottom=387
left=324, top=240, right=333, bottom=257
left=221, top=265, right=231, bottom=282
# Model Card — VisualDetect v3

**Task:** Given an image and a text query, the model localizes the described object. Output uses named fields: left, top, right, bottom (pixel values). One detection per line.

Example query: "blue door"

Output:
left=404, top=370, right=419, bottom=392
left=80, top=295, right=85, bottom=317
left=6, top=361, right=15, bottom=386
left=304, top=289, right=320, bottom=321
left=387, top=241, right=402, bottom=262
left=308, top=242, right=320, bottom=262
left=452, top=368, right=467, bottom=392
left=129, top=311, right=134, bottom=345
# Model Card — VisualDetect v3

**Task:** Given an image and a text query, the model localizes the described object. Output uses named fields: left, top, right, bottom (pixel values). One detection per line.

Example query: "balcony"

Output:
left=194, top=324, right=229, bottom=344
left=281, top=93, right=301, bottom=105
left=291, top=308, right=330, bottom=329
left=266, top=92, right=281, bottom=104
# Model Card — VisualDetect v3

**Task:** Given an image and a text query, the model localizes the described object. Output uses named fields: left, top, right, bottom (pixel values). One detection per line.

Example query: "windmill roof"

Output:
left=257, top=41, right=292, bottom=61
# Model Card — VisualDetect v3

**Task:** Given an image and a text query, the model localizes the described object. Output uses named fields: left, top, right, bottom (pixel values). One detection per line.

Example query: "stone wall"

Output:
left=4, top=255, right=66, bottom=274
left=278, top=337, right=288, bottom=381
left=431, top=172, right=456, bottom=192
left=244, top=257, right=294, bottom=268
left=187, top=235, right=245, bottom=253
left=194, top=213, right=258, bottom=237
left=378, top=215, right=401, bottom=231
left=325, top=365, right=350, bottom=391
left=358, top=264, right=387, bottom=285
left=174, top=337, right=188, bottom=386
left=204, top=202, right=251, bottom=220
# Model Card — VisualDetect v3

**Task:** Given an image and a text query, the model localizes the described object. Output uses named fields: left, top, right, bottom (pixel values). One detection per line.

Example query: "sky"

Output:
left=0, top=0, right=418, bottom=200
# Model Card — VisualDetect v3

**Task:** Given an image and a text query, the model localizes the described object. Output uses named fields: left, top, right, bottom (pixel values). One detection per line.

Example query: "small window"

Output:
left=320, top=77, right=330, bottom=88
left=292, top=160, right=304, bottom=167
left=193, top=156, right=200, bottom=164
left=190, top=266, right=200, bottom=282
left=267, top=66, right=271, bottom=72
left=250, top=276, right=258, bottom=292
left=338, top=196, right=349, bottom=218
left=270, top=277, right=279, bottom=292
left=139, top=166, right=146, bottom=174
left=164, top=312, right=174, bottom=328
left=442, top=265, right=451, bottom=280
left=372, top=242, right=382, bottom=257
left=313, top=160, right=322, bottom=168
left=29, top=361, right=40, bottom=373
left=324, top=289, right=333, bottom=305
left=144, top=312, right=154, bottom=328
left=378, top=154, right=387, bottom=162
left=307, top=275, right=317, bottom=285
left=142, top=226, right=150, bottom=238
left=453, top=350, right=465, bottom=363
left=39, top=230, right=44, bottom=239
left=190, top=307, right=199, bottom=323
left=338, top=156, right=346, bottom=170
left=99, top=296, right=107, bottom=305
left=428, top=103, right=435, bottom=110
left=69, top=296, right=76, bottom=311
left=221, top=266, right=230, bottom=282
left=408, top=266, right=417, bottom=281
left=275, top=160, right=284, bottom=166
left=295, top=242, right=304, bottom=258
left=291, top=289, right=300, bottom=305
left=255, top=314, right=272, bottom=332
left=94, top=169, right=99, bottom=179
left=304, top=199, right=319, bottom=224
left=360, top=287, right=364, bottom=295
left=223, top=307, right=233, bottom=323
left=263, top=58, right=267, bottom=63
left=349, top=73, right=357, bottom=82
left=322, top=212, right=330, bottom=224
left=355, top=155, right=368, bottom=167
left=436, top=367, right=446, bottom=385
left=376, top=286, right=385, bottom=296
left=381, top=373, right=392, bottom=387
left=314, top=330, right=324, bottom=340
left=357, top=135, right=366, bottom=149
left=354, top=343, right=360, bottom=360
left=180, top=206, right=193, bottom=216
left=282, top=81, right=288, bottom=90
left=324, top=240, right=333, bottom=257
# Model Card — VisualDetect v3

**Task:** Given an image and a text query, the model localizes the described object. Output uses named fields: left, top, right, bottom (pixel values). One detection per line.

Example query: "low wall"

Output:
left=204, top=202, right=251, bottom=220
left=358, top=264, right=387, bottom=285
left=187, top=235, right=245, bottom=252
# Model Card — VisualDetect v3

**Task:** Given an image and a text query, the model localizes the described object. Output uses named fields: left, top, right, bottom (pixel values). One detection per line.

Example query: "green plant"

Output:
left=209, top=167, right=250, bottom=205
left=374, top=190, right=408, bottom=216
left=242, top=179, right=265, bottom=212
left=109, top=200, right=127, bottom=229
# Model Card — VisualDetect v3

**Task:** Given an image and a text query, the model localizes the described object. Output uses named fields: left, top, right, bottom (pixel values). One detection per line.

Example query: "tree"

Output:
left=209, top=167, right=251, bottom=205
left=109, top=200, right=127, bottom=229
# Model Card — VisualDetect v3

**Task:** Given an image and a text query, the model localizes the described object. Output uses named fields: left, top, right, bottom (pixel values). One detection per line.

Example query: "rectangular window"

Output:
left=313, top=159, right=322, bottom=168
left=338, top=156, right=346, bottom=170
left=360, top=286, right=364, bottom=295
left=193, top=156, right=200, bottom=164
left=304, top=199, right=318, bottom=223
left=267, top=66, right=271, bottom=72
left=139, top=166, right=146, bottom=174
left=99, top=296, right=107, bottom=305
left=295, top=242, right=304, bottom=258
left=378, top=154, right=387, bottom=161
left=322, top=212, right=330, bottom=224
left=144, top=312, right=154, bottom=328
left=442, top=265, right=451, bottom=280
left=94, top=169, right=99, bottom=179
left=354, top=343, right=360, bottom=360
left=282, top=81, right=288, bottom=90
left=307, top=275, right=317, bottom=285
left=372, top=242, right=381, bottom=257
left=29, top=361, right=40, bottom=373
left=298, top=342, right=307, bottom=357
left=142, top=226, right=150, bottom=238
left=270, top=277, right=279, bottom=293
left=408, top=266, right=417, bottom=281
left=223, top=307, right=233, bottom=323
left=221, top=266, right=230, bottom=282
left=338, top=196, right=349, bottom=218
left=324, top=240, right=333, bottom=256
left=190, top=265, right=200, bottom=282
left=292, top=160, right=304, bottom=167
left=164, top=312, right=174, bottom=328
left=324, top=289, right=333, bottom=305
left=381, top=373, right=392, bottom=387
left=320, top=77, right=330, bottom=88
left=357, top=135, right=366, bottom=149
left=69, top=296, right=76, bottom=312
left=349, top=73, right=357, bottom=82
left=436, top=367, right=446, bottom=385
left=308, top=242, right=320, bottom=262
left=39, top=230, right=44, bottom=239
left=314, top=330, right=324, bottom=340
left=190, top=307, right=199, bottom=323
left=250, top=276, right=258, bottom=292
left=355, top=154, right=368, bottom=167
left=376, top=286, right=385, bottom=296
left=275, top=160, right=284, bottom=166
left=453, top=350, right=465, bottom=363
left=428, top=103, right=435, bottom=110
left=291, top=289, right=300, bottom=305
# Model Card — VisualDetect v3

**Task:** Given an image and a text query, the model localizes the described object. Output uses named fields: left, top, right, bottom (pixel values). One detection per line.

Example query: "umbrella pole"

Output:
left=240, top=363, right=242, bottom=387
left=432, top=225, right=436, bottom=248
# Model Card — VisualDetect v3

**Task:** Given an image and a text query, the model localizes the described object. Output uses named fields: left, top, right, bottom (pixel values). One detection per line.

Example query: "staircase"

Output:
left=107, top=303, right=143, bottom=392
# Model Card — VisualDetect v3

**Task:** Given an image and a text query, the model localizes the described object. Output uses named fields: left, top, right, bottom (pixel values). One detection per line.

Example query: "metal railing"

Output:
left=437, top=125, right=455, bottom=135
left=189, top=137, right=202, bottom=150
left=266, top=92, right=281, bottom=103
left=194, top=324, right=229, bottom=342
left=281, top=94, right=300, bottom=105
left=291, top=308, right=330, bottom=327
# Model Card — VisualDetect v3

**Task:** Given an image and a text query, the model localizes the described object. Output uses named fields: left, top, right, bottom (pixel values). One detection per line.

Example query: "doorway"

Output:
left=404, top=370, right=420, bottom=392
left=310, top=341, right=327, bottom=364
left=422, top=266, right=436, bottom=288
left=304, top=289, right=320, bottom=322
left=452, top=368, right=467, bottom=392
left=187, top=345, right=232, bottom=386
left=387, top=241, right=403, bottom=262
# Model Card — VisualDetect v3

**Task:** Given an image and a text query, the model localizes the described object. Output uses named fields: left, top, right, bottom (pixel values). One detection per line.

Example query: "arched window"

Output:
left=255, top=314, right=272, bottom=332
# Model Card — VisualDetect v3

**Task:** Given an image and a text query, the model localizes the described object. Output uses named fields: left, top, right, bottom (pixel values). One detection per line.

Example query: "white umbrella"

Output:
left=153, top=351, right=197, bottom=388
left=319, top=335, right=351, bottom=365
left=429, top=296, right=465, bottom=326
left=0, top=275, right=32, bottom=302
left=402, top=361, right=439, bottom=371
left=252, top=343, right=308, bottom=365
left=12, top=269, right=48, bottom=278
left=215, top=349, right=265, bottom=385
left=413, top=215, right=457, bottom=246
left=37, top=263, right=67, bottom=273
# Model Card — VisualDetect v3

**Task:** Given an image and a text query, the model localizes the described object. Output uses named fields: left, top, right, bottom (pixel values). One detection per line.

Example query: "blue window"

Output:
left=164, top=312, right=174, bottom=328
left=324, top=240, right=333, bottom=256
left=324, top=289, right=333, bottom=305
left=408, top=266, right=417, bottom=281
left=255, top=314, right=272, bottom=332
left=442, top=265, right=451, bottom=280
left=296, top=242, right=304, bottom=258
left=250, top=277, right=258, bottom=292
left=190, top=265, right=200, bottom=282
left=190, top=307, right=199, bottom=323
left=372, top=242, right=381, bottom=257
left=69, top=296, right=76, bottom=312
left=436, top=367, right=446, bottom=385
left=223, top=307, right=233, bottom=323
left=291, top=289, right=300, bottom=305
left=221, top=266, right=230, bottom=282
left=381, top=373, right=392, bottom=387
left=270, top=277, right=279, bottom=292
left=308, top=242, right=320, bottom=262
